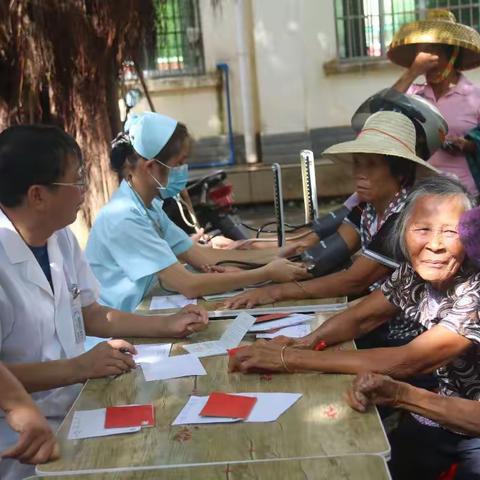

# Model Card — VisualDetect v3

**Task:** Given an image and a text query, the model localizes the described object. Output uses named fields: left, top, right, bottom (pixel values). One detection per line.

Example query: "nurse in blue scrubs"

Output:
left=86, top=112, right=308, bottom=312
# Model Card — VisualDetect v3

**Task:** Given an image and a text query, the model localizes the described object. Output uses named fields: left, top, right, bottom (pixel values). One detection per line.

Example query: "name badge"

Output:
left=72, top=306, right=86, bottom=344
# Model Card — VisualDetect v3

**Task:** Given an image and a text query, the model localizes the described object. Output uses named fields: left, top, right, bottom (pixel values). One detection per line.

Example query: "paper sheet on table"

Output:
left=68, top=409, right=140, bottom=440
left=172, top=393, right=303, bottom=425
left=249, top=313, right=313, bottom=332
left=183, top=312, right=256, bottom=358
left=141, top=354, right=206, bottom=382
left=203, top=289, right=245, bottom=301
left=134, top=343, right=171, bottom=364
left=149, top=295, right=197, bottom=310
left=256, top=323, right=311, bottom=339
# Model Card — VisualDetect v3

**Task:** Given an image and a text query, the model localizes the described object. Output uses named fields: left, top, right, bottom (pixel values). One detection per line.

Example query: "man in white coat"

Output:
left=0, top=124, right=208, bottom=479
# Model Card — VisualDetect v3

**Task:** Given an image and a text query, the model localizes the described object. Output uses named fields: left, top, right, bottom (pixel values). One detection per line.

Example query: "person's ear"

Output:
left=25, top=185, right=50, bottom=211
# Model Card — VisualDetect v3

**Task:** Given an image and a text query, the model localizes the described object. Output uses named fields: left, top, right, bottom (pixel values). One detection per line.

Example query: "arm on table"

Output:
left=347, top=372, right=480, bottom=436
left=0, top=362, right=58, bottom=464
left=230, top=291, right=472, bottom=377
left=158, top=259, right=308, bottom=299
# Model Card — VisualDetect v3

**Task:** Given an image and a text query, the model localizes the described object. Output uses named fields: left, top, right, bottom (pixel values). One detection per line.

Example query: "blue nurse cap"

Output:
left=124, top=112, right=178, bottom=160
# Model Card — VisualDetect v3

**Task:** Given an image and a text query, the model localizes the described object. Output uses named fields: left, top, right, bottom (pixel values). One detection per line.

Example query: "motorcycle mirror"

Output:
left=124, top=89, right=142, bottom=109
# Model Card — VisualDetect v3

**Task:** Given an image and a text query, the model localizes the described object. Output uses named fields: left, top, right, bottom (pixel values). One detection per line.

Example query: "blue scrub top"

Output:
left=86, top=180, right=193, bottom=312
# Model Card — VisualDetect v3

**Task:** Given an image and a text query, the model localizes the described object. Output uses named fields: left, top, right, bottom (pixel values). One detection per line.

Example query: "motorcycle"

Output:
left=162, top=170, right=250, bottom=241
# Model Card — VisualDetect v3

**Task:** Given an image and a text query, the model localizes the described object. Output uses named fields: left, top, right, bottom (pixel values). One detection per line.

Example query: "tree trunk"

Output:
left=0, top=0, right=154, bottom=227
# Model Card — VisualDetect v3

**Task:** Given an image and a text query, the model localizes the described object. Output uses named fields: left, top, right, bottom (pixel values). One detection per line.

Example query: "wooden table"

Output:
left=37, top=315, right=389, bottom=476
left=31, top=455, right=390, bottom=479
left=136, top=286, right=348, bottom=318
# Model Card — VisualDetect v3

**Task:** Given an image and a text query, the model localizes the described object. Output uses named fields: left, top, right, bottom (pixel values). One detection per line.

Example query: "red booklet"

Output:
left=105, top=404, right=155, bottom=428
left=200, top=392, right=257, bottom=419
left=254, top=313, right=290, bottom=323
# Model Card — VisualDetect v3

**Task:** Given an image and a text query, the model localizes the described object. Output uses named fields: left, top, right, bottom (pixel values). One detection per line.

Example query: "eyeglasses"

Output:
left=51, top=168, right=88, bottom=190
left=51, top=180, right=88, bottom=190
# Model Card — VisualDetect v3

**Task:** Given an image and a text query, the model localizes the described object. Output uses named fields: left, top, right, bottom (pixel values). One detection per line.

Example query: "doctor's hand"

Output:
left=264, top=258, right=310, bottom=283
left=223, top=285, right=281, bottom=309
left=165, top=304, right=208, bottom=337
left=2, top=401, right=59, bottom=464
left=74, top=339, right=137, bottom=381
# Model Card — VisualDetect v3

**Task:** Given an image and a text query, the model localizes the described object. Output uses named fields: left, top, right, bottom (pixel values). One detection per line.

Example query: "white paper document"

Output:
left=172, top=392, right=303, bottom=425
left=249, top=313, right=313, bottom=332
left=183, top=340, right=228, bottom=358
left=257, top=323, right=311, bottom=339
left=134, top=343, right=171, bottom=364
left=149, top=295, right=197, bottom=311
left=68, top=409, right=140, bottom=440
left=141, top=354, right=207, bottom=382
left=183, top=312, right=256, bottom=358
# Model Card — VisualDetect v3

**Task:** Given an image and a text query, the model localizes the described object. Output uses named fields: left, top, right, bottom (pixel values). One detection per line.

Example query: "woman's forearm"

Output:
left=0, top=363, right=37, bottom=411
left=392, top=69, right=418, bottom=93
left=161, top=269, right=271, bottom=299
left=309, top=290, right=397, bottom=345
left=6, top=360, right=81, bottom=393
left=397, top=384, right=480, bottom=436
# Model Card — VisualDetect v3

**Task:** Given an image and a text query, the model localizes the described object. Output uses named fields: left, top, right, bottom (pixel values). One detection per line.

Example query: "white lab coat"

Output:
left=0, top=210, right=99, bottom=479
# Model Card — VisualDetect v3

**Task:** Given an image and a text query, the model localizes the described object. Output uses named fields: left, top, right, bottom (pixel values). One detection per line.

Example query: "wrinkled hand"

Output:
left=409, top=51, right=439, bottom=76
left=223, top=286, right=279, bottom=309
left=167, top=304, right=209, bottom=337
left=74, top=339, right=137, bottom=381
left=228, top=340, right=293, bottom=373
left=269, top=332, right=319, bottom=350
left=278, top=241, right=308, bottom=259
left=2, top=403, right=59, bottom=464
left=345, top=372, right=404, bottom=413
left=209, top=235, right=237, bottom=249
left=445, top=136, right=475, bottom=155
left=264, top=258, right=310, bottom=283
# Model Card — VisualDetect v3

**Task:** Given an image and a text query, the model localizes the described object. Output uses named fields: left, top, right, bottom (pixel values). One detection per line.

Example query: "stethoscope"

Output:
left=126, top=179, right=165, bottom=237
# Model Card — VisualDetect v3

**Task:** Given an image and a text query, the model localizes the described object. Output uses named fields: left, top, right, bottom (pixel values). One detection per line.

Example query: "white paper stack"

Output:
left=149, top=295, right=197, bottom=310
left=249, top=313, right=313, bottom=333
left=134, top=343, right=171, bottom=364
left=183, top=312, right=256, bottom=358
left=141, top=354, right=207, bottom=382
left=172, top=393, right=303, bottom=425
left=256, top=323, right=311, bottom=339
left=68, top=409, right=140, bottom=440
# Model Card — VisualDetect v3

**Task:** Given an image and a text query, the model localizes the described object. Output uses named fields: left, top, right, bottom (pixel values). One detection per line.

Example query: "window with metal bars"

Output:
left=335, top=0, right=480, bottom=60
left=145, top=0, right=205, bottom=77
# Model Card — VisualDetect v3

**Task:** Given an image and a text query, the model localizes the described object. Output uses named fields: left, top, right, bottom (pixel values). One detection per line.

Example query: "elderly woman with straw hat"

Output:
left=230, top=174, right=480, bottom=479
left=227, top=110, right=440, bottom=350
left=390, top=8, right=480, bottom=196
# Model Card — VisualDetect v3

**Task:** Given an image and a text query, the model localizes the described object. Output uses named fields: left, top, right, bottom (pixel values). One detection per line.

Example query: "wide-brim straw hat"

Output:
left=388, top=9, right=480, bottom=70
left=322, top=111, right=439, bottom=177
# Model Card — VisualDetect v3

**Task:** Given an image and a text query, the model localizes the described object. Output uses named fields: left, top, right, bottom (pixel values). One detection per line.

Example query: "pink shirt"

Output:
left=409, top=74, right=480, bottom=195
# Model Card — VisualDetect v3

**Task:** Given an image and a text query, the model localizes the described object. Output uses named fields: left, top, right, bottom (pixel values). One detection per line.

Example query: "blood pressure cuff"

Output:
left=311, top=206, right=350, bottom=239
left=301, top=232, right=351, bottom=277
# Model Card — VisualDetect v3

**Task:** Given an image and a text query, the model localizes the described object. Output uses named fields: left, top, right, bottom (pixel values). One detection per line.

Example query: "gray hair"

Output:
left=393, top=175, right=476, bottom=261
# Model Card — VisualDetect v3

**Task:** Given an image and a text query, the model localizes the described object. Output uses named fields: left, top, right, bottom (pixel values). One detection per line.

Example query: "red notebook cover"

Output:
left=105, top=404, right=155, bottom=428
left=254, top=313, right=290, bottom=324
left=200, top=392, right=257, bottom=419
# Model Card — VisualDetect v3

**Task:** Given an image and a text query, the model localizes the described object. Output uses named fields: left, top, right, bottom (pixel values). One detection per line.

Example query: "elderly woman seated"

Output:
left=229, top=175, right=480, bottom=479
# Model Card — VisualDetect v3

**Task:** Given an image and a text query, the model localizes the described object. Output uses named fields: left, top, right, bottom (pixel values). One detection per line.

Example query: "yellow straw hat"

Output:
left=388, top=9, right=480, bottom=70
left=322, top=111, right=439, bottom=177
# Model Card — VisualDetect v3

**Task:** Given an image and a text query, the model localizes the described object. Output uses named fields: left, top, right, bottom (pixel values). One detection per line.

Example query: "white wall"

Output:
left=137, top=0, right=480, bottom=138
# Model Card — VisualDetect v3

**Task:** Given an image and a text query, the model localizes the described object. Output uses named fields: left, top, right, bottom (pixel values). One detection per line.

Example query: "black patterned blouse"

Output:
left=382, top=262, right=480, bottom=400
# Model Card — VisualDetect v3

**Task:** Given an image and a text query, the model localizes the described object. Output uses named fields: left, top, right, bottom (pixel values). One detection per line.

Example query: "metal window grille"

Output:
left=335, top=0, right=480, bottom=60
left=146, top=0, right=205, bottom=77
